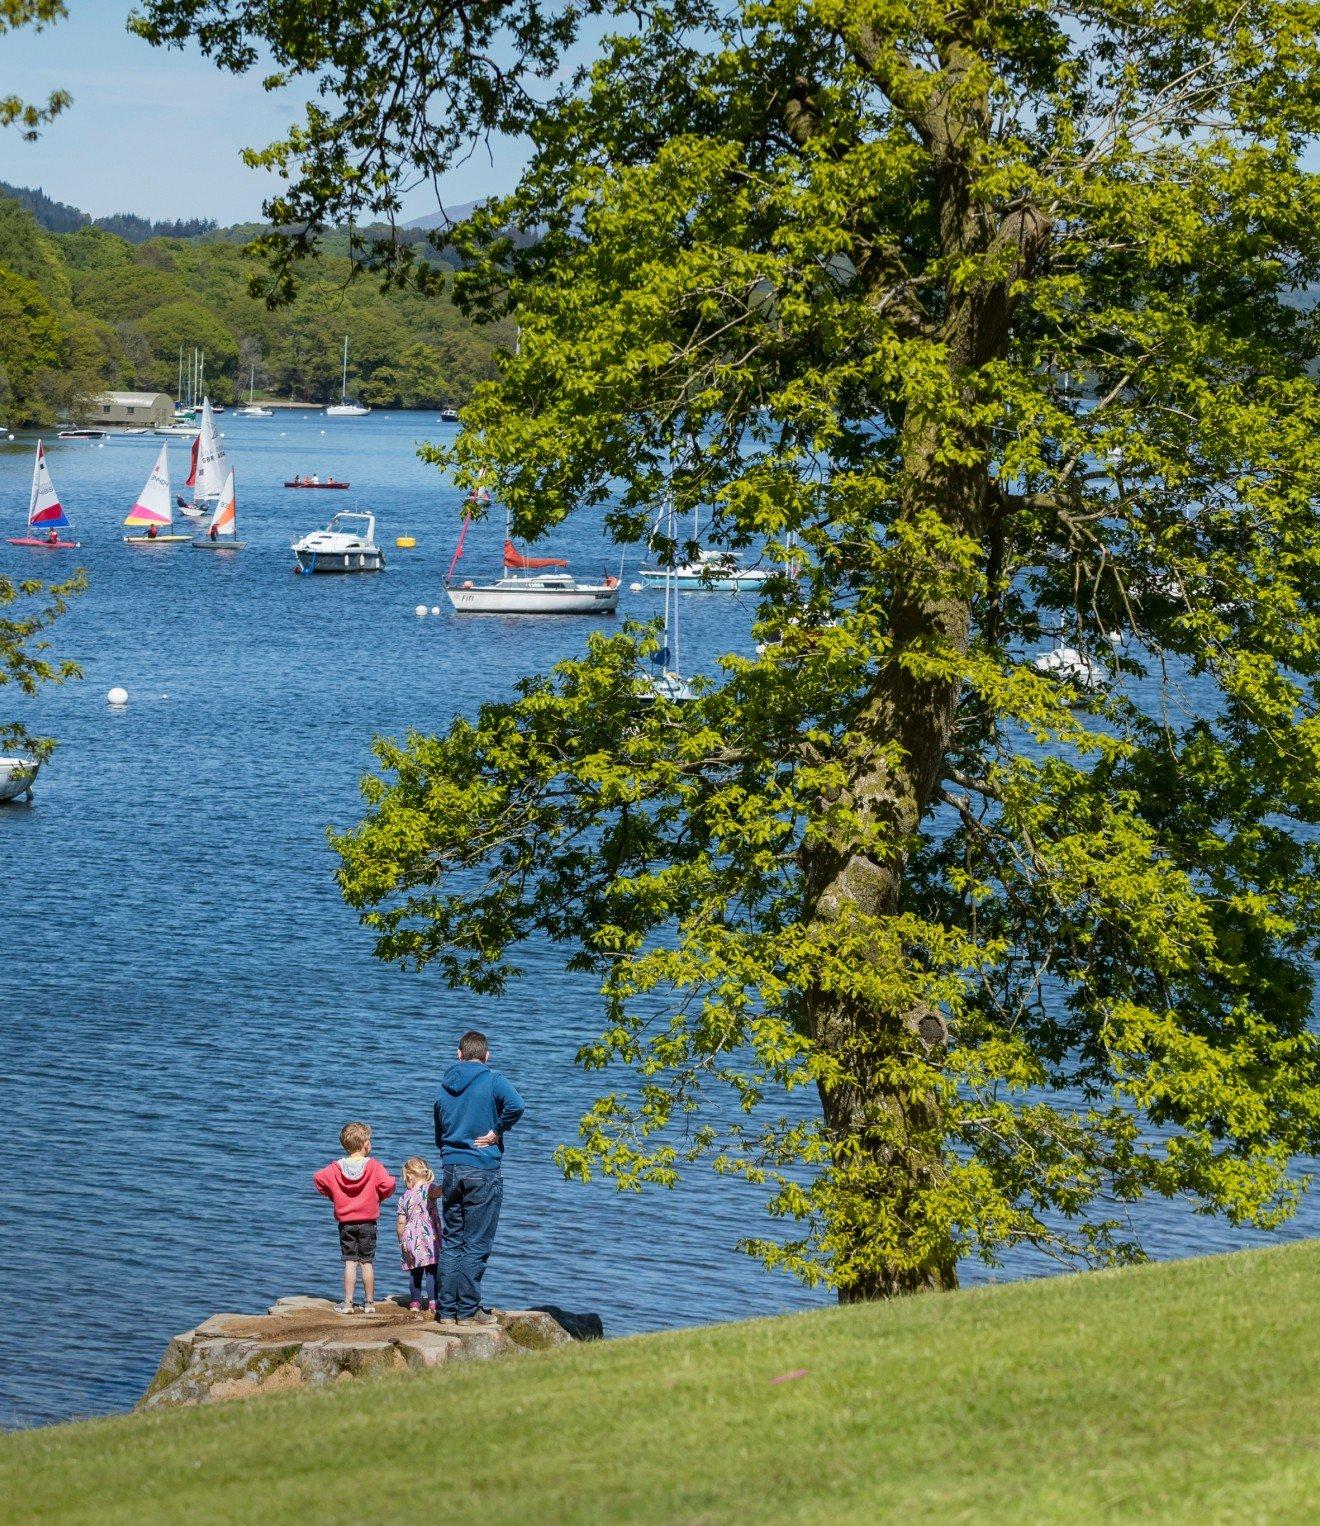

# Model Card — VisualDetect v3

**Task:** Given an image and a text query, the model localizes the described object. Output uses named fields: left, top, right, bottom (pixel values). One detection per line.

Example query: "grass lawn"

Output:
left=2, top=1241, right=1317, bottom=1523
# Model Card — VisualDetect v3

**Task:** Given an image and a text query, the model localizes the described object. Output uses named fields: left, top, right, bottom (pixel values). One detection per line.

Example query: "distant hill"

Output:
left=405, top=200, right=482, bottom=230
left=0, top=181, right=217, bottom=243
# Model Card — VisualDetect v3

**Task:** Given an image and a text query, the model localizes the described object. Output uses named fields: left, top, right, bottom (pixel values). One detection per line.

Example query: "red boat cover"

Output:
left=504, top=540, right=568, bottom=570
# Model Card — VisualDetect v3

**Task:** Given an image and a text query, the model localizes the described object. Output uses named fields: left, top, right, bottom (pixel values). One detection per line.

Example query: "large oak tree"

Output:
left=138, top=0, right=1320, bottom=1298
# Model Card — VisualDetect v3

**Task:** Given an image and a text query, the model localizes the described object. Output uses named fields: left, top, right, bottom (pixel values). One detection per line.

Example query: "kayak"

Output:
left=8, top=535, right=81, bottom=548
left=284, top=478, right=350, bottom=489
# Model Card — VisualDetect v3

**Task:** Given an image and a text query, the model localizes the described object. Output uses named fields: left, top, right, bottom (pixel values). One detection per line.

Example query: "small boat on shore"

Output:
left=8, top=443, right=80, bottom=548
left=192, top=469, right=245, bottom=550
left=124, top=444, right=190, bottom=544
left=284, top=475, right=350, bottom=489
left=292, top=511, right=384, bottom=573
left=0, top=757, right=40, bottom=803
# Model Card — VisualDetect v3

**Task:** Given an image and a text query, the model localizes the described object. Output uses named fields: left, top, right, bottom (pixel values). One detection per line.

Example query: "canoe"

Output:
left=283, top=479, right=350, bottom=489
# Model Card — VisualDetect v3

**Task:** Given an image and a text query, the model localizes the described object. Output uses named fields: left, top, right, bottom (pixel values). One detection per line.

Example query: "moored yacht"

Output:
left=448, top=571, right=621, bottom=614
left=0, top=757, right=40, bottom=803
left=292, top=511, right=385, bottom=573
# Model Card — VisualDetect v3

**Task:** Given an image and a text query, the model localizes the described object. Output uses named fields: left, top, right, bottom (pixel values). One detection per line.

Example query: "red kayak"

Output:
left=284, top=477, right=350, bottom=489
left=8, top=536, right=81, bottom=548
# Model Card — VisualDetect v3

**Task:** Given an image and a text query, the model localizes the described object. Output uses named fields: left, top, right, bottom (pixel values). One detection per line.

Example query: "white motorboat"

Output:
left=639, top=548, right=771, bottom=590
left=292, top=511, right=385, bottom=573
left=325, top=336, right=371, bottom=416
left=448, top=572, right=620, bottom=614
left=0, top=757, right=40, bottom=803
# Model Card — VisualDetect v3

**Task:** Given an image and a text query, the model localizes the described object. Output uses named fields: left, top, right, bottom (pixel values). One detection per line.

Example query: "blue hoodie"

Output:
left=434, top=1061, right=526, bottom=1171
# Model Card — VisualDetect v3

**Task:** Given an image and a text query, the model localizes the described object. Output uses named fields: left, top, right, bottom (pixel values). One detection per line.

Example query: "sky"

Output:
left=0, top=6, right=531, bottom=226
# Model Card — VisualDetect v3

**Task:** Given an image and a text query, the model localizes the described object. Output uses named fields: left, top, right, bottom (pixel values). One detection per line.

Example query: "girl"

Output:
left=395, top=1156, right=441, bottom=1312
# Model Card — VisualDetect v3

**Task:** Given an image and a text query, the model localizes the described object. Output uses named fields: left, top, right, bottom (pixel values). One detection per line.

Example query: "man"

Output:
left=434, top=1030, right=525, bottom=1324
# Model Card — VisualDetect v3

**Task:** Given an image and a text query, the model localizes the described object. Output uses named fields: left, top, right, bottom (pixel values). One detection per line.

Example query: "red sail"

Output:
left=185, top=432, right=201, bottom=488
left=504, top=540, right=568, bottom=569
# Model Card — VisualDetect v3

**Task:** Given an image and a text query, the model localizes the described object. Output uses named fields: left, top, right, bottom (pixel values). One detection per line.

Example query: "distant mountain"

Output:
left=0, top=182, right=216, bottom=243
left=405, top=200, right=482, bottom=230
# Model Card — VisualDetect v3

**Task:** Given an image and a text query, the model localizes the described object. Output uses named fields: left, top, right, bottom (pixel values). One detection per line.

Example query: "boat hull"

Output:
left=8, top=537, right=80, bottom=548
left=0, top=757, right=40, bottom=803
left=638, top=567, right=770, bottom=590
left=192, top=538, right=247, bottom=550
left=283, top=481, right=350, bottom=489
left=448, top=584, right=620, bottom=614
left=294, top=548, right=385, bottom=573
left=124, top=534, right=191, bottom=545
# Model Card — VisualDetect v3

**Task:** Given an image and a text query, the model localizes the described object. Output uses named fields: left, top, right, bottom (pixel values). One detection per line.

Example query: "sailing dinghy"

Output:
left=124, top=444, right=189, bottom=543
left=192, top=469, right=245, bottom=549
left=8, top=442, right=80, bottom=548
left=179, top=399, right=228, bottom=518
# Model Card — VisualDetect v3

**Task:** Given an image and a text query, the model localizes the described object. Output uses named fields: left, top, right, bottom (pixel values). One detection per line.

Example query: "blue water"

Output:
left=0, top=414, right=1315, bottom=1429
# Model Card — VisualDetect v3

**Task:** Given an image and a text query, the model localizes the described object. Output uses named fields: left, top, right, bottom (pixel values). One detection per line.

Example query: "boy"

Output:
left=313, top=1121, right=397, bottom=1314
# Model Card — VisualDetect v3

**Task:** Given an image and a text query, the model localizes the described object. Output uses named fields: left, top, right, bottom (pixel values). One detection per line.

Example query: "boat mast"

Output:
left=177, top=345, right=183, bottom=408
left=341, top=335, right=349, bottom=405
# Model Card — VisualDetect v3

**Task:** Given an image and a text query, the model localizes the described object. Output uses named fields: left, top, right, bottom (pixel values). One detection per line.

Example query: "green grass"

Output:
left=3, top=1242, right=1317, bottom=1523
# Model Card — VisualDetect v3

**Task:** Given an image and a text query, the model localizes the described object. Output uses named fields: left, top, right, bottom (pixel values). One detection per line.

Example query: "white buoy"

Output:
left=629, top=581, right=644, bottom=593
left=414, top=604, right=428, bottom=618
left=431, top=605, right=442, bottom=616
left=107, top=686, right=128, bottom=706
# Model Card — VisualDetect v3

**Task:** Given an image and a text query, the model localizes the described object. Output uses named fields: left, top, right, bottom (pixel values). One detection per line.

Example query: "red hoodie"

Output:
left=313, top=1156, right=397, bottom=1222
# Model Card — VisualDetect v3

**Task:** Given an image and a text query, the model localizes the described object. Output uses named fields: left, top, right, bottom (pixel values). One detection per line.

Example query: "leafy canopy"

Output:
left=138, top=0, right=1320, bottom=1294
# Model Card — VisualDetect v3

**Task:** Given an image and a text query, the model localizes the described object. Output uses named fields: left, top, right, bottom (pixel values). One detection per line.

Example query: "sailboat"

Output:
left=235, top=363, right=273, bottom=418
left=8, top=442, right=80, bottom=548
left=638, top=499, right=771, bottom=590
left=178, top=399, right=228, bottom=517
left=124, top=444, right=189, bottom=544
left=638, top=471, right=695, bottom=701
left=191, top=468, right=245, bottom=550
left=325, top=337, right=370, bottom=416
left=445, top=505, right=620, bottom=614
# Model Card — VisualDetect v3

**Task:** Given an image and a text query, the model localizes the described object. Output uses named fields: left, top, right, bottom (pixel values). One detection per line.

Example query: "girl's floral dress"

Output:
left=398, top=1183, right=441, bottom=1270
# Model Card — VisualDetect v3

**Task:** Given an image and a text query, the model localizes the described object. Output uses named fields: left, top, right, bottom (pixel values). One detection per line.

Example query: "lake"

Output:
left=0, top=412, right=1315, bottom=1428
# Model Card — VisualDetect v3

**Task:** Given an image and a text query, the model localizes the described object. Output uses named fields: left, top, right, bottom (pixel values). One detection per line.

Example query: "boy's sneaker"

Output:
left=363, top=1302, right=377, bottom=1315
left=333, top=1302, right=354, bottom=1316
left=459, top=1309, right=498, bottom=1326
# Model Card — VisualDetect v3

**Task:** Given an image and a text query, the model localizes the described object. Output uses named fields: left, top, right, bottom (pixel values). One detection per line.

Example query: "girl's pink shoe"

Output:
left=427, top=1301, right=438, bottom=1312
left=409, top=1301, right=422, bottom=1312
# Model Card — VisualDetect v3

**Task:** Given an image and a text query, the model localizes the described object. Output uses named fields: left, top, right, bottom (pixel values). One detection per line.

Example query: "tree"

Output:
left=138, top=0, right=1320, bottom=1300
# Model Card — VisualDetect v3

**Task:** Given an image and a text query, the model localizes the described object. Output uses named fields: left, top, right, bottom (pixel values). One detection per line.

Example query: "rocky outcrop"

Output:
left=140, top=1297, right=597, bottom=1409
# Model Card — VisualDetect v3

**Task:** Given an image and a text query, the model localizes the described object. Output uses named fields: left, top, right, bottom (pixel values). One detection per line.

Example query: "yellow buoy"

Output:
left=395, top=535, right=416, bottom=549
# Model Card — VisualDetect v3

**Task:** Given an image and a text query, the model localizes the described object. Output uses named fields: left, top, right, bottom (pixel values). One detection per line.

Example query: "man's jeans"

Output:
left=439, top=1165, right=503, bottom=1318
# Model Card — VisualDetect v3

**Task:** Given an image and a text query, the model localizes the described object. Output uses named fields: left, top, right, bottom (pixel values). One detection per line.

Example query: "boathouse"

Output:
left=94, top=391, right=173, bottom=428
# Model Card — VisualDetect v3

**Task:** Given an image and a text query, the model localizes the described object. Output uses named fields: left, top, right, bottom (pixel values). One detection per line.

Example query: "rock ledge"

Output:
left=140, top=1297, right=596, bottom=1409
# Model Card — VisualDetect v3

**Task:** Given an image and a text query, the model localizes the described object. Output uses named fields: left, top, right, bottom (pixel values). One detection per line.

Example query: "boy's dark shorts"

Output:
left=338, top=1220, right=378, bottom=1263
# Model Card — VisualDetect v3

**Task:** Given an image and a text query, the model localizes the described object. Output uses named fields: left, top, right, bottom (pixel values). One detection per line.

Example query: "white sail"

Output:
left=206, top=469, right=238, bottom=537
left=196, top=398, right=229, bottom=499
left=125, top=444, right=173, bottom=527
left=28, top=441, right=66, bottom=528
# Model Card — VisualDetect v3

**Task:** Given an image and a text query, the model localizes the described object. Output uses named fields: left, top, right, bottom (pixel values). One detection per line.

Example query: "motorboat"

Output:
left=325, top=336, right=371, bottom=416
left=439, top=407, right=460, bottom=424
left=292, top=511, right=385, bottom=573
left=58, top=428, right=105, bottom=440
left=284, top=475, right=350, bottom=489
left=448, top=572, right=620, bottom=614
left=0, top=757, right=40, bottom=803
left=638, top=548, right=772, bottom=590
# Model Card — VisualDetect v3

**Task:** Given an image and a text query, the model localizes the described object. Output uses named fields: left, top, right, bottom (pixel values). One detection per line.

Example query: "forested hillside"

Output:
left=0, top=195, right=510, bottom=426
